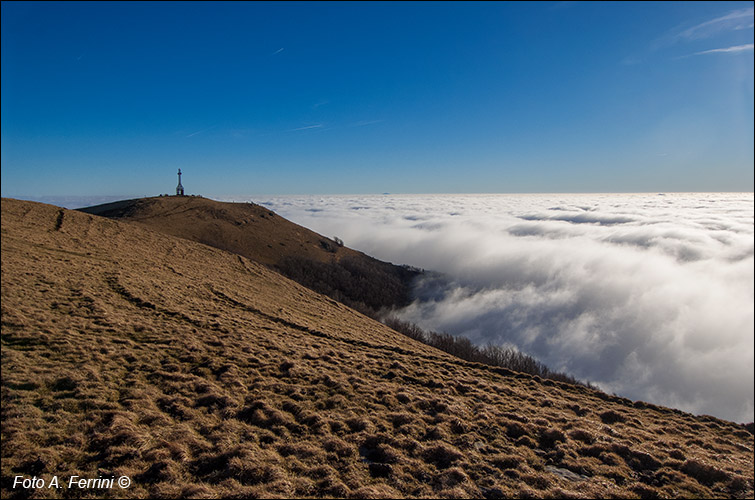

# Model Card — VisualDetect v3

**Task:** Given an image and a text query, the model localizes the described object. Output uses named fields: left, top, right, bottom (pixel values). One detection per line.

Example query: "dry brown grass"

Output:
left=2, top=198, right=753, bottom=499
left=79, top=196, right=420, bottom=316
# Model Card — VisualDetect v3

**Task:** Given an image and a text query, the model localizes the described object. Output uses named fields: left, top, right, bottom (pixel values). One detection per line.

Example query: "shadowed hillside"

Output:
left=2, top=198, right=753, bottom=499
left=79, top=196, right=420, bottom=315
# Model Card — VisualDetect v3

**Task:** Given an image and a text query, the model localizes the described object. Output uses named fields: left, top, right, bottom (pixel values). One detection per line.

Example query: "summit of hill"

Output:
left=2, top=197, right=753, bottom=499
left=78, top=196, right=352, bottom=267
left=79, top=196, right=420, bottom=315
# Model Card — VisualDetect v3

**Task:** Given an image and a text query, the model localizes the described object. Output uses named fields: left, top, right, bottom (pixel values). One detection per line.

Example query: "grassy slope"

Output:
left=79, top=196, right=420, bottom=314
left=77, top=196, right=357, bottom=267
left=2, top=198, right=753, bottom=499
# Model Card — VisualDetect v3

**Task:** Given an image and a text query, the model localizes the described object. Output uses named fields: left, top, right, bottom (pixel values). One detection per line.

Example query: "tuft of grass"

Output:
left=568, top=428, right=595, bottom=444
left=538, top=428, right=566, bottom=449
left=680, top=459, right=731, bottom=485
left=505, top=421, right=530, bottom=439
left=599, top=410, right=626, bottom=424
left=422, top=443, right=464, bottom=469
left=491, top=454, right=520, bottom=470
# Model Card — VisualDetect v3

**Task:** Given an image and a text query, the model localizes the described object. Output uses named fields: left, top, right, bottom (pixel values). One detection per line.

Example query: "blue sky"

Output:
left=2, top=1, right=753, bottom=199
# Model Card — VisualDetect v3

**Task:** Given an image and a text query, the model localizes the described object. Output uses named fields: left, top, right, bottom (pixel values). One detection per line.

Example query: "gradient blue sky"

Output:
left=2, top=1, right=753, bottom=200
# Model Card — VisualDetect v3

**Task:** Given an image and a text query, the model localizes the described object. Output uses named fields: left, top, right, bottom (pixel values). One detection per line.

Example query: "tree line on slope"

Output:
left=382, top=315, right=599, bottom=390
left=275, top=255, right=421, bottom=316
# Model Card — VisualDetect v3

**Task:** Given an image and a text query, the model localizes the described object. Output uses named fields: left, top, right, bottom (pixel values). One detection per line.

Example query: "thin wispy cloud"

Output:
left=185, top=125, right=217, bottom=138
left=288, top=124, right=323, bottom=132
left=271, top=47, right=284, bottom=55
left=694, top=43, right=754, bottom=55
left=676, top=7, right=754, bottom=42
left=653, top=7, right=754, bottom=51
left=349, top=119, right=384, bottom=127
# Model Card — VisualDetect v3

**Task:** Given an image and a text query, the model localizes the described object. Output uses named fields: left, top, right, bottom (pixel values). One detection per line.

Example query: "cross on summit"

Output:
left=176, top=169, right=184, bottom=196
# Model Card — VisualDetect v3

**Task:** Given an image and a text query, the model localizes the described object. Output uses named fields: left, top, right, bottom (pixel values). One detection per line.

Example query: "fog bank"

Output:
left=251, top=193, right=754, bottom=423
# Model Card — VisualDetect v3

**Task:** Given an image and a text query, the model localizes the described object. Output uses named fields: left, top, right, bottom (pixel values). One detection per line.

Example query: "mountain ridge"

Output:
left=2, top=197, right=753, bottom=499
left=78, top=196, right=420, bottom=315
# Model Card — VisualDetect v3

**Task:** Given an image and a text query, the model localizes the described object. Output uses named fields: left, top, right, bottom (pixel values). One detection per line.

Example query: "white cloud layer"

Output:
left=250, top=193, right=754, bottom=423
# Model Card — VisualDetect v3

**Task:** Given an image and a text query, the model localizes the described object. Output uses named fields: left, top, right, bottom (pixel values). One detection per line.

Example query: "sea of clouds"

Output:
left=247, top=193, right=754, bottom=423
